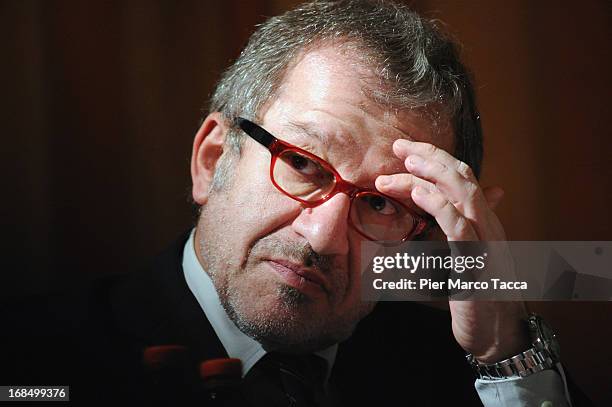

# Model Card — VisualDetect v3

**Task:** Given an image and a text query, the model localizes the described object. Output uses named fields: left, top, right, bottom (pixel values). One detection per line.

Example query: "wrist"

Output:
left=473, top=321, right=530, bottom=364
left=467, top=314, right=561, bottom=380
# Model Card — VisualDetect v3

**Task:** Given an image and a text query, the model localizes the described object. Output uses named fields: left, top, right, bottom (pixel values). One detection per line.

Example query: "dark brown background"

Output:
left=2, top=0, right=610, bottom=404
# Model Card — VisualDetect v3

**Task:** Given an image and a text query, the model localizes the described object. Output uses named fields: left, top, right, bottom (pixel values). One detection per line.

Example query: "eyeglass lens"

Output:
left=274, top=149, right=416, bottom=240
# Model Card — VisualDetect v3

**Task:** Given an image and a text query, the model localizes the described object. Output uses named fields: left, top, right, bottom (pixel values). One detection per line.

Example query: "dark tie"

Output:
left=241, top=352, right=330, bottom=407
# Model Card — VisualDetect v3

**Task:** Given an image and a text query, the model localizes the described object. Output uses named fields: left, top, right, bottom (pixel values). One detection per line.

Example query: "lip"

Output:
left=266, top=259, right=329, bottom=296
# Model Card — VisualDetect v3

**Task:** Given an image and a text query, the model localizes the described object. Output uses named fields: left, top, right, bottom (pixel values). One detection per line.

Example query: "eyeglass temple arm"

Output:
left=235, top=117, right=276, bottom=149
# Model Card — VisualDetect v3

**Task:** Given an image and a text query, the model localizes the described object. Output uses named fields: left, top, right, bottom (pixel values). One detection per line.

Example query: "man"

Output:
left=186, top=0, right=580, bottom=405
left=0, top=1, right=589, bottom=406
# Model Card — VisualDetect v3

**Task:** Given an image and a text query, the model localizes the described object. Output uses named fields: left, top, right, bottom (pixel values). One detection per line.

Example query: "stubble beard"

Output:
left=197, top=218, right=371, bottom=353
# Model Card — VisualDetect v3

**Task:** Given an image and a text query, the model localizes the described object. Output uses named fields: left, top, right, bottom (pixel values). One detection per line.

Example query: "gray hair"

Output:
left=208, top=0, right=483, bottom=178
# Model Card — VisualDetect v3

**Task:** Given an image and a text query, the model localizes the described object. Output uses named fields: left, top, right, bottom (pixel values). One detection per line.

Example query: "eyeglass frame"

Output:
left=234, top=117, right=430, bottom=242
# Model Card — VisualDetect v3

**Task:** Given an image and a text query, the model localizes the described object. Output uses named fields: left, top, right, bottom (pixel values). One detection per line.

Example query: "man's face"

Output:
left=196, top=45, right=453, bottom=352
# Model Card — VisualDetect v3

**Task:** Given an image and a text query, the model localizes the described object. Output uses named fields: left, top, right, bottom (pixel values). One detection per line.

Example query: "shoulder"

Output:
left=0, top=232, right=222, bottom=401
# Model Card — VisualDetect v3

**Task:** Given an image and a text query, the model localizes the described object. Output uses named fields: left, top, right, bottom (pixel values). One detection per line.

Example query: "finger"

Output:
left=405, top=154, right=488, bottom=219
left=375, top=173, right=436, bottom=198
left=411, top=186, right=478, bottom=241
left=394, top=139, right=476, bottom=181
left=406, top=157, right=504, bottom=240
left=483, top=186, right=504, bottom=210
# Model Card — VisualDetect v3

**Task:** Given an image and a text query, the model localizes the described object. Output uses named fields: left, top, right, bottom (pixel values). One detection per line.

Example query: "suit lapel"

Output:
left=108, top=231, right=228, bottom=363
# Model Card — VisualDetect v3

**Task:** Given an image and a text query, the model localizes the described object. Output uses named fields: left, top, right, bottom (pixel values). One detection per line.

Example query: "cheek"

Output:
left=231, top=183, right=298, bottom=245
left=218, top=160, right=302, bottom=267
left=332, top=237, right=366, bottom=308
left=232, top=153, right=297, bottom=223
left=348, top=232, right=367, bottom=284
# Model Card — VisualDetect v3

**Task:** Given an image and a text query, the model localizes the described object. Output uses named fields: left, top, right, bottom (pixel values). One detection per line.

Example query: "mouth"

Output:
left=265, top=259, right=329, bottom=297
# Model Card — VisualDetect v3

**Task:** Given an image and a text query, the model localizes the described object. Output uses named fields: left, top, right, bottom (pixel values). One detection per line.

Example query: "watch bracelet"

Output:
left=467, top=342, right=556, bottom=380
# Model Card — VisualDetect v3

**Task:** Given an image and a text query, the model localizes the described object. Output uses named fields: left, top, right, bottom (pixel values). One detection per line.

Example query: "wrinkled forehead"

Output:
left=258, top=45, right=454, bottom=184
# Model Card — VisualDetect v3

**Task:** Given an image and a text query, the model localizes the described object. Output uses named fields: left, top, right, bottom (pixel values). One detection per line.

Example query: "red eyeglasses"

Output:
left=235, top=117, right=428, bottom=242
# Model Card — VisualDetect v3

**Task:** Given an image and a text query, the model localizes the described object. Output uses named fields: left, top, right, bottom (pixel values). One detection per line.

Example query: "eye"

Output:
left=366, top=194, right=398, bottom=215
left=287, top=152, right=319, bottom=175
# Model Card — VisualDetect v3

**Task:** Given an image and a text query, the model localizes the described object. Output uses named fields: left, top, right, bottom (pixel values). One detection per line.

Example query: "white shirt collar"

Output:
left=182, top=229, right=337, bottom=379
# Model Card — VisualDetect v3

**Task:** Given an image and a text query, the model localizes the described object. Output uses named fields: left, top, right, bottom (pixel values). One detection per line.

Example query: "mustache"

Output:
left=251, top=235, right=334, bottom=274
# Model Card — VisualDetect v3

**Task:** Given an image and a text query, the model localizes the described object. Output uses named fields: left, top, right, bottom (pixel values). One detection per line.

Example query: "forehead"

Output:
left=259, top=45, right=453, bottom=184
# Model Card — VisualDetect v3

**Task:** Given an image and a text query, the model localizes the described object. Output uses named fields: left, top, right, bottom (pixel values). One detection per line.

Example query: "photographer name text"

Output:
left=372, top=278, right=528, bottom=291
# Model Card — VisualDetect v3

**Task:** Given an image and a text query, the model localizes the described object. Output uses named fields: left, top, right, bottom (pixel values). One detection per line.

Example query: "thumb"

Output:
left=483, top=186, right=504, bottom=210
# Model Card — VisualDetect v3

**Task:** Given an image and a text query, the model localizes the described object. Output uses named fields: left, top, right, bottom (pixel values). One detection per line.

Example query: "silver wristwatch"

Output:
left=466, top=314, right=561, bottom=380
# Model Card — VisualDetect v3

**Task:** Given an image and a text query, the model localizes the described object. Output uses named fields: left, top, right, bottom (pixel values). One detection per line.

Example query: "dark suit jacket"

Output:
left=0, top=233, right=590, bottom=406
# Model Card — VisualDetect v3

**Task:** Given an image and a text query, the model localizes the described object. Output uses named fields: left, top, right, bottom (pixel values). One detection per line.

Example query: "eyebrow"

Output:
left=283, top=120, right=424, bottom=212
left=284, top=120, right=332, bottom=147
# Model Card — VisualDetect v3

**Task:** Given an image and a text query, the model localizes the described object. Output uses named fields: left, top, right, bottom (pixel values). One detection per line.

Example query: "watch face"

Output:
left=539, top=317, right=561, bottom=360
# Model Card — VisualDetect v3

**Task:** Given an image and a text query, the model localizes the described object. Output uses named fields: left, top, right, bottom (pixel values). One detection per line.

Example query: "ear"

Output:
left=191, top=112, right=230, bottom=205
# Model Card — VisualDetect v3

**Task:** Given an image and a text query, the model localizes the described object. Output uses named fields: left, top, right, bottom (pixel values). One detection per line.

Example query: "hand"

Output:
left=375, top=139, right=529, bottom=363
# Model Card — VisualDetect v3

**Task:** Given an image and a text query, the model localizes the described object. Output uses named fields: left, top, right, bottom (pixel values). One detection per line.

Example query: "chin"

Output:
left=221, top=274, right=368, bottom=351
left=222, top=291, right=348, bottom=352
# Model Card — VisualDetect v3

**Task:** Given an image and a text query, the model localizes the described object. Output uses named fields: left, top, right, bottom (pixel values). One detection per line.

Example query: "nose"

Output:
left=291, top=193, right=351, bottom=256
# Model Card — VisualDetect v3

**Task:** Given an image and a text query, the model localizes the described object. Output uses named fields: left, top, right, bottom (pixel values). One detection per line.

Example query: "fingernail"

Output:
left=408, top=155, right=424, bottom=167
left=413, top=186, right=428, bottom=196
left=394, top=139, right=409, bottom=148
left=393, top=139, right=412, bottom=155
left=377, top=175, right=392, bottom=187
